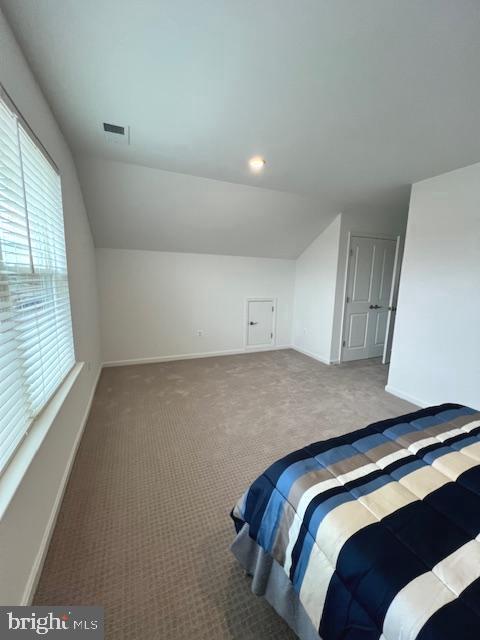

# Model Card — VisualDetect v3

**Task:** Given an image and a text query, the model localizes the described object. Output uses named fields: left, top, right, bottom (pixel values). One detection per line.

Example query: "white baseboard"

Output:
left=291, top=345, right=332, bottom=366
left=384, top=385, right=426, bottom=408
left=21, top=365, right=102, bottom=605
left=103, top=345, right=291, bottom=367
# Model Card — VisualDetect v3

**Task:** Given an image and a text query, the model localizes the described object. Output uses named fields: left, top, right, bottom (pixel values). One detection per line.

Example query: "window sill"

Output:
left=0, top=362, right=84, bottom=520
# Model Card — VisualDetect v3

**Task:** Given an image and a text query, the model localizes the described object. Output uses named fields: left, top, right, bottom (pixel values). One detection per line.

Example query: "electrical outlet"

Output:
left=197, top=329, right=204, bottom=337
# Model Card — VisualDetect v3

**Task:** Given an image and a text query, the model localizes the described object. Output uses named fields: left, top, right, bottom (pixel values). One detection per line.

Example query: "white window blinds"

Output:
left=0, top=94, right=75, bottom=474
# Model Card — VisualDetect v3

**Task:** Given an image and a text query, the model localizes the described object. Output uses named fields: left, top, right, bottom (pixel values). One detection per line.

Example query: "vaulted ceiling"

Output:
left=2, top=0, right=480, bottom=257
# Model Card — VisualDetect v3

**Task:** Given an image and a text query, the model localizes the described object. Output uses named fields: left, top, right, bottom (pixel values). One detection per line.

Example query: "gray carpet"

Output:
left=34, top=349, right=416, bottom=639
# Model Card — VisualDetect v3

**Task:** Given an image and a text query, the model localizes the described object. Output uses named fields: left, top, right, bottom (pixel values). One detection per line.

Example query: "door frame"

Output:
left=338, top=232, right=399, bottom=364
left=244, top=297, right=276, bottom=350
left=382, top=237, right=402, bottom=364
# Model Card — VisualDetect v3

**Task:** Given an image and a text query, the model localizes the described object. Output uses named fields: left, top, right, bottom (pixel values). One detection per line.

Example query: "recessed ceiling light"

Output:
left=249, top=156, right=266, bottom=172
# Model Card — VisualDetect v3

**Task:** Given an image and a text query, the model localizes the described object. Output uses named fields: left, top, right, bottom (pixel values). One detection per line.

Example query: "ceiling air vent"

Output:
left=103, top=122, right=124, bottom=135
left=102, top=122, right=130, bottom=145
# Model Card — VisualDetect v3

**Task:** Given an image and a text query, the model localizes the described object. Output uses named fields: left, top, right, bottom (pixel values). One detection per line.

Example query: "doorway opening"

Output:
left=340, top=234, right=401, bottom=364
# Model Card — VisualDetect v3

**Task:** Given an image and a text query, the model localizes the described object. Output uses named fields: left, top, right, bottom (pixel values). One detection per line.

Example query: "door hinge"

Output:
left=270, top=332, right=273, bottom=339
left=346, top=296, right=350, bottom=303
left=272, top=306, right=274, bottom=312
left=350, top=248, right=353, bottom=257
left=343, top=340, right=346, bottom=347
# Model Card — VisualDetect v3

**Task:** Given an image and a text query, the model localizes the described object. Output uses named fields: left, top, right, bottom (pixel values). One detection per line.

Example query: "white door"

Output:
left=342, top=236, right=396, bottom=362
left=246, top=299, right=275, bottom=347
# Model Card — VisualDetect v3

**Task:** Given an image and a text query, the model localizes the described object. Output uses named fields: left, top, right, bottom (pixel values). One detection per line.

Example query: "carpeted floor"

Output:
left=34, top=349, right=416, bottom=639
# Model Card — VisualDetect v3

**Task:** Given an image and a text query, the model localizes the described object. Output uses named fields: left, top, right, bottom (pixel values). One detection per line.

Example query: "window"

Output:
left=0, top=91, right=75, bottom=474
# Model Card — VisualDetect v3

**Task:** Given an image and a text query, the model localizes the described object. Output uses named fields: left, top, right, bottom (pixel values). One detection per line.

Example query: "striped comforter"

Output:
left=231, top=403, right=480, bottom=640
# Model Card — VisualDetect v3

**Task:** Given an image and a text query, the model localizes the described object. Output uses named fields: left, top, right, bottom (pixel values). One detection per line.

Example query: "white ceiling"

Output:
left=2, top=0, right=480, bottom=256
left=76, top=156, right=337, bottom=258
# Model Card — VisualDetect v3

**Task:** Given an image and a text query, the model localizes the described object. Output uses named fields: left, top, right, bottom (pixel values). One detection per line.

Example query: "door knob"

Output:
left=249, top=321, right=258, bottom=325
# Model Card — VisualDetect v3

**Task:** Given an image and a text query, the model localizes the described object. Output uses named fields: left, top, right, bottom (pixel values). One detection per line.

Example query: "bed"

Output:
left=230, top=403, right=480, bottom=640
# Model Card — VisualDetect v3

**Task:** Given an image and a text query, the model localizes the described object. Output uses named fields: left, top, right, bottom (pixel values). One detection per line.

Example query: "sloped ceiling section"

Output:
left=76, top=157, right=336, bottom=259
left=2, top=0, right=480, bottom=256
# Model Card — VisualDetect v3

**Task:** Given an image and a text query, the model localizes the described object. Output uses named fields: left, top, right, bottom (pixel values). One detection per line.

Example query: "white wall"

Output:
left=97, top=249, right=295, bottom=365
left=0, top=10, right=101, bottom=604
left=330, top=206, right=409, bottom=362
left=387, top=163, right=480, bottom=408
left=97, top=206, right=409, bottom=368
left=292, top=216, right=342, bottom=363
